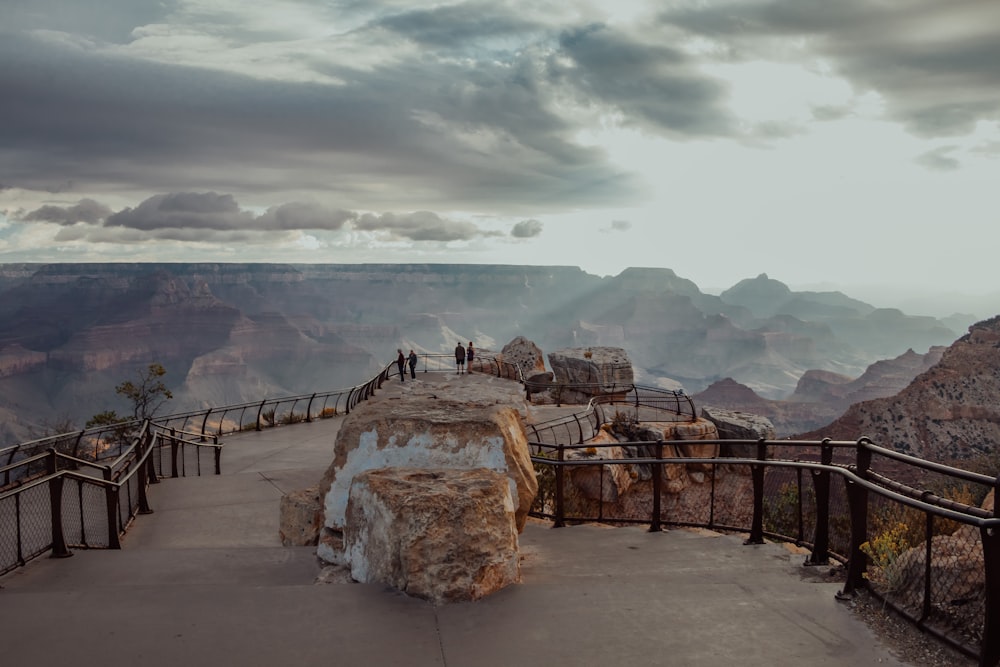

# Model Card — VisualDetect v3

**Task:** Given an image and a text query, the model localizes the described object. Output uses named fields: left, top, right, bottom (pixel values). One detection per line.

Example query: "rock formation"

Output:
left=544, top=346, right=634, bottom=403
left=278, top=376, right=538, bottom=602
left=693, top=345, right=947, bottom=437
left=797, top=316, right=1000, bottom=462
left=700, top=406, right=776, bottom=458
left=500, top=336, right=551, bottom=390
left=344, top=467, right=520, bottom=604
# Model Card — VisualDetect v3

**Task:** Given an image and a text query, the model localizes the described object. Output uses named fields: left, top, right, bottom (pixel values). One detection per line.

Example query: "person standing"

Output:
left=467, top=342, right=475, bottom=372
left=396, top=349, right=406, bottom=381
left=408, top=349, right=418, bottom=379
left=455, top=342, right=466, bottom=374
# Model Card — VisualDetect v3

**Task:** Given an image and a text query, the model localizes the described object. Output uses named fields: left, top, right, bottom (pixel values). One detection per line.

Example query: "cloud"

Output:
left=353, top=211, right=483, bottom=242
left=23, top=198, right=112, bottom=225
left=610, top=219, right=631, bottom=232
left=511, top=219, right=543, bottom=238
left=257, top=202, right=356, bottom=230
left=106, top=193, right=255, bottom=231
left=914, top=146, right=961, bottom=171
left=0, top=23, right=641, bottom=214
left=551, top=23, right=735, bottom=138
left=660, top=0, right=1000, bottom=138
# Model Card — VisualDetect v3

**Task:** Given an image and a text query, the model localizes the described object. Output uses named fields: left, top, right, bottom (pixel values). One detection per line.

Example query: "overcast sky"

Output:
left=1, top=0, right=998, bottom=312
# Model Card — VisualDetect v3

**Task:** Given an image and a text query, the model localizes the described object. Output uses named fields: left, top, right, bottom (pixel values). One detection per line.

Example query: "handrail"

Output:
left=4, top=353, right=997, bottom=663
left=529, top=425, right=1000, bottom=665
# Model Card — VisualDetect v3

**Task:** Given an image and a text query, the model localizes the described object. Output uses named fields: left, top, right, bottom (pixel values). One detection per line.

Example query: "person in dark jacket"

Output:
left=396, top=349, right=406, bottom=381
left=466, top=342, right=475, bottom=371
left=455, top=342, right=466, bottom=374
left=408, top=349, right=418, bottom=379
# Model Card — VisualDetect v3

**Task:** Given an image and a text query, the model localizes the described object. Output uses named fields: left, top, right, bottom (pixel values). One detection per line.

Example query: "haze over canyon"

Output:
left=0, top=263, right=982, bottom=446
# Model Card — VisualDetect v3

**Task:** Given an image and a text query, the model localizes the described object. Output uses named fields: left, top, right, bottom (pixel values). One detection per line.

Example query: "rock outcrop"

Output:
left=279, top=486, right=323, bottom=547
left=500, top=336, right=551, bottom=390
left=344, top=467, right=520, bottom=604
left=700, top=406, right=776, bottom=458
left=694, top=344, right=947, bottom=438
left=315, top=378, right=537, bottom=568
left=798, top=316, right=1000, bottom=462
left=544, top=347, right=634, bottom=403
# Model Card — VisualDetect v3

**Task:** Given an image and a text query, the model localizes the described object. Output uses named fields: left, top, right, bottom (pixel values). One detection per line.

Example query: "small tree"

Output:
left=116, top=363, right=173, bottom=421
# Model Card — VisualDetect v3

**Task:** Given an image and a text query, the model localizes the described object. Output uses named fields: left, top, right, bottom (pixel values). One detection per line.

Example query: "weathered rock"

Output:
left=316, top=382, right=537, bottom=567
left=501, top=336, right=552, bottom=390
left=278, top=486, right=322, bottom=546
left=700, top=407, right=775, bottom=458
left=344, top=467, right=520, bottom=604
left=566, top=429, right=636, bottom=502
left=548, top=347, right=634, bottom=391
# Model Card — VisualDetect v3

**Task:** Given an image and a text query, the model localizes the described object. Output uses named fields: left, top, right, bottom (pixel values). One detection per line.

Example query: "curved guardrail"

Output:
left=525, top=384, right=696, bottom=448
left=6, top=351, right=997, bottom=663
left=528, top=426, right=1000, bottom=665
left=0, top=352, right=517, bottom=576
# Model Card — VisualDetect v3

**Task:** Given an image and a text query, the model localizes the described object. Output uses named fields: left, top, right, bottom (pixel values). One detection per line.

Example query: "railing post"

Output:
left=839, top=439, right=872, bottom=598
left=103, top=465, right=122, bottom=549
left=200, top=408, right=213, bottom=439
left=214, top=436, right=222, bottom=475
left=745, top=438, right=766, bottom=545
left=256, top=399, right=267, bottom=431
left=980, top=520, right=1000, bottom=667
left=47, top=448, right=72, bottom=559
left=806, top=438, right=832, bottom=566
left=650, top=440, right=662, bottom=532
left=137, top=432, right=153, bottom=515
left=554, top=443, right=565, bottom=528
left=306, top=393, right=316, bottom=422
left=170, top=427, right=180, bottom=478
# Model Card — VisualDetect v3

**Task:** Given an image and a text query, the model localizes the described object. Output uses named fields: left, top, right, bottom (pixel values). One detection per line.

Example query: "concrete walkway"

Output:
left=0, top=375, right=912, bottom=666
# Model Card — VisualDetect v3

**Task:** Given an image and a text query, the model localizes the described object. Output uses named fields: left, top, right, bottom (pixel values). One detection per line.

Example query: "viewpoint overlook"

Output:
left=4, top=317, right=1000, bottom=664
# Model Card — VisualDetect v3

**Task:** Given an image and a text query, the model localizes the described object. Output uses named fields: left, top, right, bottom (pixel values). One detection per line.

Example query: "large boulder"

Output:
left=316, top=381, right=537, bottom=565
left=700, top=406, right=776, bottom=458
left=547, top=347, right=634, bottom=403
left=279, top=485, right=322, bottom=547
left=501, top=336, right=552, bottom=390
left=345, top=467, right=520, bottom=604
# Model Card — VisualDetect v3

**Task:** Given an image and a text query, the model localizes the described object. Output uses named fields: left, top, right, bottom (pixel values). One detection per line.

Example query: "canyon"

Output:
left=0, top=263, right=976, bottom=446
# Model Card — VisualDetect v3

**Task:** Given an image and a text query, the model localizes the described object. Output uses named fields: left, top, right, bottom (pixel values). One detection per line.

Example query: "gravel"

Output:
left=842, top=588, right=977, bottom=667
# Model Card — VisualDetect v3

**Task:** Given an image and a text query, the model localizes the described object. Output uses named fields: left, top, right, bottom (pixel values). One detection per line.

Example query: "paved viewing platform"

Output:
left=0, top=373, right=913, bottom=666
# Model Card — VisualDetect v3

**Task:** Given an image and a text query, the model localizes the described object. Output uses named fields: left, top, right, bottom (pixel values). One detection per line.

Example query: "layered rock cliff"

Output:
left=797, top=316, right=1000, bottom=462
left=0, top=263, right=972, bottom=444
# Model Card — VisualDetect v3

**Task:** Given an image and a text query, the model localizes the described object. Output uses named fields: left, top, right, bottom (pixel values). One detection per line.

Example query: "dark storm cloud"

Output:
left=103, top=193, right=358, bottom=232
left=354, top=211, right=483, bottom=242
left=551, top=24, right=736, bottom=137
left=23, top=198, right=112, bottom=225
left=257, top=202, right=356, bottom=231
left=0, top=28, right=639, bottom=213
left=510, top=219, right=543, bottom=238
left=106, top=193, right=255, bottom=231
left=660, top=0, right=1000, bottom=137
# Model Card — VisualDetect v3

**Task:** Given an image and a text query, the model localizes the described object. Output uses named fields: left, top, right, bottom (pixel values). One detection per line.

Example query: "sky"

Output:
left=1, top=0, right=998, bottom=315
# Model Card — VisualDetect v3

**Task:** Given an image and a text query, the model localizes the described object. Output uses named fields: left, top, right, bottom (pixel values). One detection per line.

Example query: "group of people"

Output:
left=454, top=341, right=474, bottom=374
left=395, top=348, right=418, bottom=381
left=394, top=341, right=476, bottom=381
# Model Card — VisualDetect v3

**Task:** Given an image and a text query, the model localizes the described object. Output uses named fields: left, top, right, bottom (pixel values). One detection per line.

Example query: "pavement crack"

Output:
left=434, top=608, right=448, bottom=666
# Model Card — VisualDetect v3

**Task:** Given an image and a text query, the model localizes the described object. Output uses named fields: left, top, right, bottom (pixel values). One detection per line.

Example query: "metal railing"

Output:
left=528, top=432, right=1000, bottom=666
left=5, top=353, right=997, bottom=663
left=526, top=385, right=697, bottom=448
left=0, top=353, right=518, bottom=575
